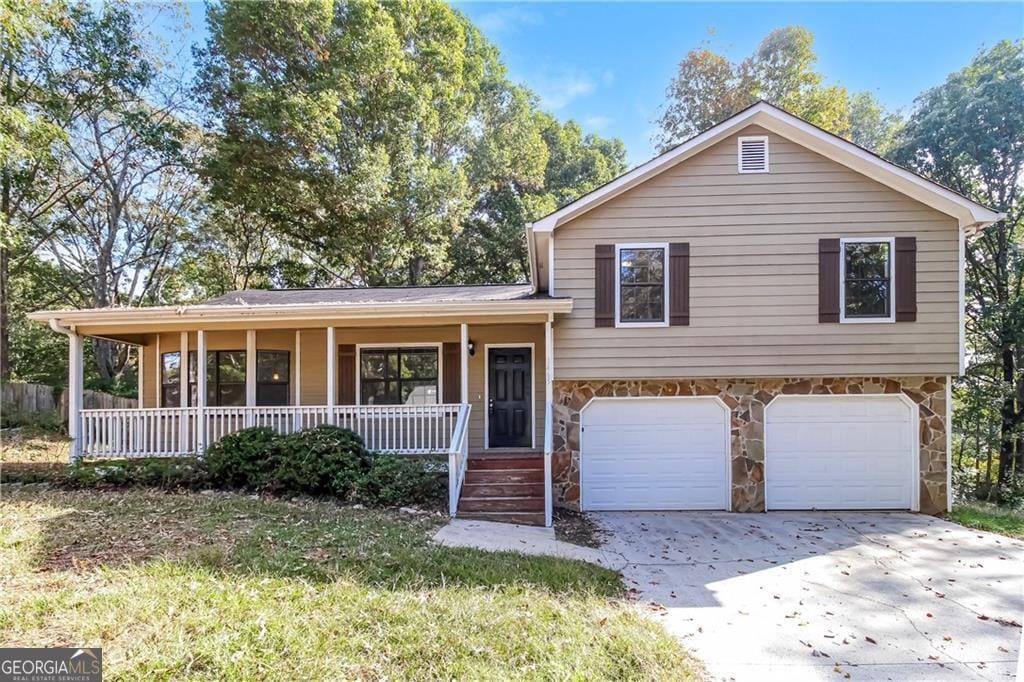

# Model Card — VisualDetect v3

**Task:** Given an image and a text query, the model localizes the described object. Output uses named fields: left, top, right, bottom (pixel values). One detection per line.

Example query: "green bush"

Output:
left=273, top=425, right=370, bottom=496
left=2, top=457, right=210, bottom=490
left=204, top=427, right=279, bottom=489
left=353, top=454, right=446, bottom=508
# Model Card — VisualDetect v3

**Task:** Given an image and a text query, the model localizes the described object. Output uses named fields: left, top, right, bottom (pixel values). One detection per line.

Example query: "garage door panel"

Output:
left=766, top=396, right=914, bottom=511
left=582, top=398, right=728, bottom=511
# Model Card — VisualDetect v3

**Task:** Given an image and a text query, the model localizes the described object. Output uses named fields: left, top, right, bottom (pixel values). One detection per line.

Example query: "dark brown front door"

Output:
left=488, top=347, right=532, bottom=448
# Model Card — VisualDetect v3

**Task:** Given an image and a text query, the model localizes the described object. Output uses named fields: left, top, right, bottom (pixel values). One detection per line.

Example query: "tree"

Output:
left=893, top=40, right=1024, bottom=493
left=654, top=27, right=893, bottom=153
left=197, top=0, right=499, bottom=287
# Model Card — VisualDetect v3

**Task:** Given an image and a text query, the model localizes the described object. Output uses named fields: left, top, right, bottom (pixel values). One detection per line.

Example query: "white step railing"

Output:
left=77, top=404, right=468, bottom=460
left=447, top=404, right=472, bottom=516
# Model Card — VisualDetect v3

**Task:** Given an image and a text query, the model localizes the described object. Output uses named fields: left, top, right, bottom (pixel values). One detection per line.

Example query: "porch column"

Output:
left=326, top=326, right=336, bottom=424
left=179, top=331, right=189, bottom=451
left=294, top=329, right=302, bottom=431
left=137, top=345, right=144, bottom=407
left=68, top=332, right=83, bottom=462
left=459, top=323, right=469, bottom=405
left=196, top=330, right=207, bottom=453
left=245, top=329, right=256, bottom=426
left=544, top=314, right=554, bottom=527
left=154, top=335, right=161, bottom=407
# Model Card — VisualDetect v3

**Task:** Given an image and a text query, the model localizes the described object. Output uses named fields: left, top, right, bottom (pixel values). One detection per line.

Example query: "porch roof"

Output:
left=28, top=283, right=572, bottom=336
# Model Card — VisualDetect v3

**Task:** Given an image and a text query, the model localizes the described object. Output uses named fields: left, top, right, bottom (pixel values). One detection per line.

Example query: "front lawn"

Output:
left=0, top=488, right=697, bottom=680
left=948, top=502, right=1024, bottom=539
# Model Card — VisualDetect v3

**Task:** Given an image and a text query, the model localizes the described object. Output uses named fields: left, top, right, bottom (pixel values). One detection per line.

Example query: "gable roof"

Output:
left=529, top=101, right=1004, bottom=235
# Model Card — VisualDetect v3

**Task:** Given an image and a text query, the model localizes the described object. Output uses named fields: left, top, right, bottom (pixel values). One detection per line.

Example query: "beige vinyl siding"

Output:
left=552, top=125, right=961, bottom=379
left=143, top=324, right=545, bottom=452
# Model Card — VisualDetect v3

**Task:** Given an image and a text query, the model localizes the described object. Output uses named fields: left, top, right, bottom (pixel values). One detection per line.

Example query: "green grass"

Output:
left=948, top=502, right=1024, bottom=539
left=0, top=488, right=697, bottom=680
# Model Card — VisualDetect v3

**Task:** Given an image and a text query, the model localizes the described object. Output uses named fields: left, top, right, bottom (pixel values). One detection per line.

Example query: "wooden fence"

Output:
left=1, top=382, right=137, bottom=425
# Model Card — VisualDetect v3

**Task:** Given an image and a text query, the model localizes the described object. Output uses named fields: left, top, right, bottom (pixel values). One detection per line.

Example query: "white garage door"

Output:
left=581, top=397, right=729, bottom=511
left=765, top=395, right=916, bottom=510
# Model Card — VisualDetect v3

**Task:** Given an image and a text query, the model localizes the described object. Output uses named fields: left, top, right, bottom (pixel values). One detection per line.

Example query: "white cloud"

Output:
left=527, top=68, right=597, bottom=111
left=475, top=6, right=542, bottom=35
left=583, top=115, right=612, bottom=132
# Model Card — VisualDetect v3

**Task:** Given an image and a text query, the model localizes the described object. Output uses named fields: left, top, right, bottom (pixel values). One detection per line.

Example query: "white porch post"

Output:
left=197, top=330, right=207, bottom=453
left=68, top=332, right=83, bottom=462
left=137, top=345, right=144, bottom=407
left=294, top=329, right=302, bottom=430
left=459, top=323, right=469, bottom=405
left=326, top=326, right=336, bottom=424
left=544, top=314, right=554, bottom=527
left=246, top=329, right=256, bottom=426
left=154, top=335, right=161, bottom=407
left=179, top=331, right=190, bottom=451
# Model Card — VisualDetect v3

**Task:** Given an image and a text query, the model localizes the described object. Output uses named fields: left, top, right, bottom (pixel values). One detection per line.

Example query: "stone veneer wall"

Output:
left=551, top=376, right=948, bottom=515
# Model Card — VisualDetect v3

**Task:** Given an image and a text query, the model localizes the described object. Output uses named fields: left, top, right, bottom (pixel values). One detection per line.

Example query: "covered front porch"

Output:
left=32, top=287, right=569, bottom=524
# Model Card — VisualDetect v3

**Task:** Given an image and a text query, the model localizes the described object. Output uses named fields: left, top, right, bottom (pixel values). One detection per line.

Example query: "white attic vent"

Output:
left=738, top=136, right=769, bottom=173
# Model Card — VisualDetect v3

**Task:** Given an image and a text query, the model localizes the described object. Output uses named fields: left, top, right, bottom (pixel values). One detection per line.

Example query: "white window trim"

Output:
left=737, top=135, right=769, bottom=174
left=614, top=242, right=670, bottom=328
left=354, top=343, right=444, bottom=406
left=839, top=236, right=896, bottom=324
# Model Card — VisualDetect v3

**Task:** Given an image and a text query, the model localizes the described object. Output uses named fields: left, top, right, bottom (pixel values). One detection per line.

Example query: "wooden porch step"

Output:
left=458, top=511, right=546, bottom=526
left=464, top=468, right=544, bottom=485
left=461, top=482, right=544, bottom=498
left=466, top=456, right=543, bottom=471
left=459, top=496, right=545, bottom=512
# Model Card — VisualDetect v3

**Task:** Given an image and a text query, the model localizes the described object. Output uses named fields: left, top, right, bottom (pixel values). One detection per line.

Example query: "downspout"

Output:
left=525, top=223, right=539, bottom=294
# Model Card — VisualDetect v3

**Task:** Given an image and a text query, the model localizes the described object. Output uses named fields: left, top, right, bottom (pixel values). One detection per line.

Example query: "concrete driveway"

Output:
left=596, top=512, right=1024, bottom=681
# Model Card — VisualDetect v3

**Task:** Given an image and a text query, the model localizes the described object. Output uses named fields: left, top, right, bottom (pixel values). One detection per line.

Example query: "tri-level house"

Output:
left=30, top=102, right=1002, bottom=526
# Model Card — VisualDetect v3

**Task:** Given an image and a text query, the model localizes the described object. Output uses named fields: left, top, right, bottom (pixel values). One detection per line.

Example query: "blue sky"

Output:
left=165, top=2, right=1022, bottom=165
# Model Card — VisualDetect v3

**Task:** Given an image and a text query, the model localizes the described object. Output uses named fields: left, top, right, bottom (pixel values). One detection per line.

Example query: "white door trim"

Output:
left=764, top=393, right=920, bottom=512
left=579, top=395, right=732, bottom=511
left=483, top=343, right=536, bottom=450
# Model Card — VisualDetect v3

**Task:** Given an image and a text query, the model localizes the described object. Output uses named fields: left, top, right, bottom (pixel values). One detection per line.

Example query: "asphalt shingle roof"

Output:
left=202, top=284, right=554, bottom=307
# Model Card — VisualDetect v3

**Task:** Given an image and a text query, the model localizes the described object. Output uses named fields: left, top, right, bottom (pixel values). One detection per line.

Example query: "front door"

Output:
left=488, top=347, right=532, bottom=448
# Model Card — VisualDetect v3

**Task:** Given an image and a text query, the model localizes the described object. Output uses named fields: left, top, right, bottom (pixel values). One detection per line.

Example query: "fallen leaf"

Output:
left=865, top=636, right=877, bottom=645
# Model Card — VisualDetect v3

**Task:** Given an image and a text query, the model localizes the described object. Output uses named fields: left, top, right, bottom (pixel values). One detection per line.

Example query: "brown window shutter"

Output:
left=442, top=342, right=461, bottom=403
left=894, top=237, right=917, bottom=322
left=818, top=238, right=840, bottom=323
left=338, top=344, right=356, bottom=404
left=594, top=244, right=615, bottom=327
left=669, top=243, right=690, bottom=326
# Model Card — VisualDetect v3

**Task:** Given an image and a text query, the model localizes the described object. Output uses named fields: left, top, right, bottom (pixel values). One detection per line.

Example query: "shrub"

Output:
left=273, top=425, right=370, bottom=496
left=204, top=427, right=279, bottom=489
left=353, top=454, right=446, bottom=508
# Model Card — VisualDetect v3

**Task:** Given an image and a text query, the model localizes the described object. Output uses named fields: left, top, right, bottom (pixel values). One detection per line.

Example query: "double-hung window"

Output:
left=616, top=243, right=668, bottom=326
left=840, top=237, right=895, bottom=322
left=188, top=350, right=246, bottom=406
left=359, top=347, right=439, bottom=405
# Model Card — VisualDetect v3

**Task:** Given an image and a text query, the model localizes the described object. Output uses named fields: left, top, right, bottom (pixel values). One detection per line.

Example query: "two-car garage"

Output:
left=579, top=395, right=918, bottom=512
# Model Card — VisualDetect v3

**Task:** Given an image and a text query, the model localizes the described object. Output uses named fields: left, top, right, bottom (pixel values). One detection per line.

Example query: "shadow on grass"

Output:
left=10, top=487, right=622, bottom=595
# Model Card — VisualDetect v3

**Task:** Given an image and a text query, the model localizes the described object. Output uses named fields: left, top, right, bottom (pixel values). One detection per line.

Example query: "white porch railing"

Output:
left=78, top=404, right=470, bottom=459
left=447, top=404, right=472, bottom=516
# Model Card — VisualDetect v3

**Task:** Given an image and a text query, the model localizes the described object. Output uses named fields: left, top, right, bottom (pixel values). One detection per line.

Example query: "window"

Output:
left=161, top=352, right=181, bottom=407
left=841, top=238, right=894, bottom=322
left=188, top=350, right=246, bottom=406
left=616, top=244, right=668, bottom=326
left=359, top=348, right=439, bottom=405
left=256, top=350, right=289, bottom=406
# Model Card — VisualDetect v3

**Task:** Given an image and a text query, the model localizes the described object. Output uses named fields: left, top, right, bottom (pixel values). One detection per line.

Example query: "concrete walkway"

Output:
left=596, top=511, right=1024, bottom=681
left=432, top=518, right=625, bottom=569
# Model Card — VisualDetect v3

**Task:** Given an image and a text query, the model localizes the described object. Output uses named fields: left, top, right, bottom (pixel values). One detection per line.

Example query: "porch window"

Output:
left=359, top=348, right=438, bottom=405
left=256, top=350, right=290, bottom=406
left=188, top=350, right=246, bottom=406
left=161, top=352, right=182, bottom=407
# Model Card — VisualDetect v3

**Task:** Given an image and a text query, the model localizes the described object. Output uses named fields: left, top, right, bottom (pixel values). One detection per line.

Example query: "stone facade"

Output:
left=551, top=376, right=948, bottom=515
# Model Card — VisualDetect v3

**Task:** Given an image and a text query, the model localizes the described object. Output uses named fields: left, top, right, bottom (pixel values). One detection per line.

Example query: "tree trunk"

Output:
left=1, top=164, right=10, bottom=382
left=998, top=343, right=1017, bottom=486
